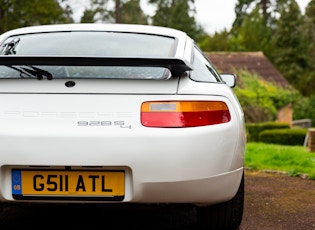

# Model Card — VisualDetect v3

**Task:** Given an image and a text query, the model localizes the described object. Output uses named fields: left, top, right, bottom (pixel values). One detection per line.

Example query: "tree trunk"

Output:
left=115, top=0, right=122, bottom=23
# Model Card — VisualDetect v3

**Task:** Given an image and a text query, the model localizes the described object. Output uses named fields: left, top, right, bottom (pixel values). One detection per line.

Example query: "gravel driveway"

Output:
left=240, top=170, right=315, bottom=230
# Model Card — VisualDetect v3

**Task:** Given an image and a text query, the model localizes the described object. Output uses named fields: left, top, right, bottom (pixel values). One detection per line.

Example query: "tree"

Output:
left=269, top=0, right=308, bottom=87
left=296, top=0, right=315, bottom=96
left=81, top=0, right=147, bottom=24
left=0, top=0, right=73, bottom=34
left=148, top=0, right=171, bottom=27
left=233, top=0, right=258, bottom=29
left=119, top=0, right=148, bottom=24
left=80, top=0, right=110, bottom=23
left=232, top=0, right=278, bottom=37
left=80, top=9, right=98, bottom=23
left=0, top=0, right=12, bottom=33
left=229, top=6, right=272, bottom=52
left=148, top=0, right=204, bottom=41
left=115, top=0, right=122, bottom=23
left=198, top=30, right=231, bottom=52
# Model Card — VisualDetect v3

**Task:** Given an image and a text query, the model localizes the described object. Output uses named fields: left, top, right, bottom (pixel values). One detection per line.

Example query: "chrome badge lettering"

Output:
left=77, top=121, right=131, bottom=129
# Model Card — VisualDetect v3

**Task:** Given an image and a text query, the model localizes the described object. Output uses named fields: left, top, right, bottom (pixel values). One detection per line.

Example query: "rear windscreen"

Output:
left=0, top=31, right=176, bottom=57
left=0, top=31, right=176, bottom=80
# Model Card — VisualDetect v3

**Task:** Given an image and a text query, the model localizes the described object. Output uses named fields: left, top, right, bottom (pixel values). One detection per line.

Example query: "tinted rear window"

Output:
left=0, top=31, right=176, bottom=57
left=0, top=32, right=176, bottom=80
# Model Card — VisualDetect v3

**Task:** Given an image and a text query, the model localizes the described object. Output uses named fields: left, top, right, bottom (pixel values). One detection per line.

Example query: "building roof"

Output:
left=206, top=51, right=291, bottom=88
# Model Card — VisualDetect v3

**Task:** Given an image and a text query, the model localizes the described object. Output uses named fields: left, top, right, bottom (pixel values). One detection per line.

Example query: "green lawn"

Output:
left=245, top=142, right=315, bottom=180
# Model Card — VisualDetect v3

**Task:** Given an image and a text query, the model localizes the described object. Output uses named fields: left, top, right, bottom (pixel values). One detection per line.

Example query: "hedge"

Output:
left=258, top=128, right=308, bottom=146
left=246, top=122, right=290, bottom=142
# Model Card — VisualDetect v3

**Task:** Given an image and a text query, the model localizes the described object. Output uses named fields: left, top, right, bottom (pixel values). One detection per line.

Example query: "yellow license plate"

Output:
left=12, top=170, right=125, bottom=200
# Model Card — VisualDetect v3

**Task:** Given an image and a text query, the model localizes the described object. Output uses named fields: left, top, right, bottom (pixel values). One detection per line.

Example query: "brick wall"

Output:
left=277, top=103, right=292, bottom=127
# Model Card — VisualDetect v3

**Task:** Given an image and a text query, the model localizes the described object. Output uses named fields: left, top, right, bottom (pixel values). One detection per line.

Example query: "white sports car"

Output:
left=0, top=23, right=246, bottom=229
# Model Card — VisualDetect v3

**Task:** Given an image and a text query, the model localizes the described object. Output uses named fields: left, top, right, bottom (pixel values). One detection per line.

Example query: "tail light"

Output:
left=141, top=101, right=231, bottom=128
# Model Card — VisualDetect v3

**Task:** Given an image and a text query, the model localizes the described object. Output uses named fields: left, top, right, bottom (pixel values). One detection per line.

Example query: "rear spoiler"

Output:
left=0, top=56, right=193, bottom=76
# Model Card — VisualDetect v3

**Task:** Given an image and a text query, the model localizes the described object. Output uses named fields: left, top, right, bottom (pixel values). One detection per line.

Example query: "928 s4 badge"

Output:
left=77, top=121, right=131, bottom=129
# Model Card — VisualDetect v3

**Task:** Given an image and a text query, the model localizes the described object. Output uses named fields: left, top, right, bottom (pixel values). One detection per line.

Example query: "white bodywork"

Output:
left=0, top=24, right=246, bottom=206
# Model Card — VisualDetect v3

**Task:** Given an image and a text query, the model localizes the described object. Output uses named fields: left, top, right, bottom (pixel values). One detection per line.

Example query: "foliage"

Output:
left=246, top=121, right=290, bottom=142
left=0, top=0, right=73, bottom=34
left=296, top=72, right=315, bottom=97
left=293, top=94, right=315, bottom=126
left=295, top=1, right=315, bottom=96
left=203, top=0, right=315, bottom=98
left=234, top=0, right=276, bottom=28
left=83, top=0, right=148, bottom=24
left=197, top=30, right=231, bottom=51
left=79, top=0, right=202, bottom=40
left=80, top=0, right=109, bottom=23
left=268, top=0, right=309, bottom=87
left=229, top=6, right=272, bottom=53
left=119, top=0, right=148, bottom=24
left=245, top=142, right=315, bottom=179
left=259, top=128, right=307, bottom=145
left=149, top=0, right=204, bottom=41
left=233, top=69, right=299, bottom=123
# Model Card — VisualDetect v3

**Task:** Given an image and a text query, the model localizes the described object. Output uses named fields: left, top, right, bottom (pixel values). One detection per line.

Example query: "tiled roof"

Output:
left=206, top=51, right=291, bottom=88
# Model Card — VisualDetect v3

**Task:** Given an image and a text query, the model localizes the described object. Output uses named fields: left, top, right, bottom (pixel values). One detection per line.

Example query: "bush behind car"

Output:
left=246, top=122, right=307, bottom=145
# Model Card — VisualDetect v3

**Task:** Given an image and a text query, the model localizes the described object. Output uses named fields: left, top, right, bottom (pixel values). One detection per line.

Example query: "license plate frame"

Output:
left=12, top=169, right=125, bottom=201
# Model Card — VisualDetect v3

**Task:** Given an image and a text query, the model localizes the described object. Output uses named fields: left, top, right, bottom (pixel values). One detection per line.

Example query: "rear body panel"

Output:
left=0, top=76, right=245, bottom=204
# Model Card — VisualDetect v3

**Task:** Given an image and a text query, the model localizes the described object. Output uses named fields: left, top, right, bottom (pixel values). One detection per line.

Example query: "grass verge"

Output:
left=245, top=142, right=315, bottom=180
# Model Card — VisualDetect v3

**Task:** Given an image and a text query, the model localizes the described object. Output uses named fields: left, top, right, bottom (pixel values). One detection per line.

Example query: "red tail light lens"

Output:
left=141, top=101, right=231, bottom=127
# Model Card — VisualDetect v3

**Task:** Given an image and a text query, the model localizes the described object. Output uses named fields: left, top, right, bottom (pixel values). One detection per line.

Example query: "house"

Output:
left=205, top=51, right=291, bottom=88
left=205, top=51, right=294, bottom=125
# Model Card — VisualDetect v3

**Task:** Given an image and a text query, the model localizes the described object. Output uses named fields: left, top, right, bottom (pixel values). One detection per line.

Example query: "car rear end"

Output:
left=0, top=24, right=246, bottom=229
left=0, top=77, right=245, bottom=200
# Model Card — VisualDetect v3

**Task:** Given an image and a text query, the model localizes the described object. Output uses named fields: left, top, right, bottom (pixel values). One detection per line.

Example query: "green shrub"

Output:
left=293, top=94, right=315, bottom=127
left=259, top=128, right=307, bottom=145
left=246, top=122, right=290, bottom=142
left=233, top=69, right=299, bottom=123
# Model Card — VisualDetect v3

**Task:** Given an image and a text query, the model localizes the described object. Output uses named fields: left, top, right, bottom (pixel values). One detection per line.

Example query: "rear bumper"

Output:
left=0, top=166, right=244, bottom=206
left=132, top=167, right=244, bottom=204
left=0, top=165, right=243, bottom=205
left=0, top=118, right=245, bottom=205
